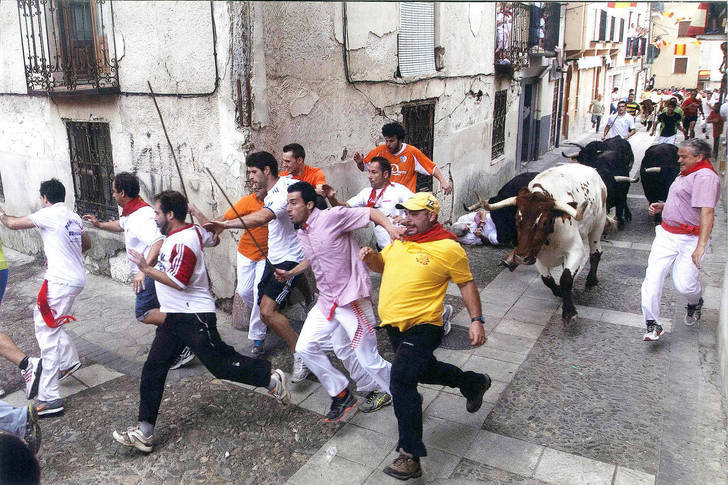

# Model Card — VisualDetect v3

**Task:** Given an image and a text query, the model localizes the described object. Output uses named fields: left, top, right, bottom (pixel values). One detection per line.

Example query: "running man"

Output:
left=641, top=139, right=721, bottom=341
left=354, top=122, right=452, bottom=194
left=361, top=192, right=490, bottom=481
left=113, top=190, right=290, bottom=453
left=82, top=172, right=193, bottom=370
left=603, top=101, right=637, bottom=141
left=651, top=99, right=686, bottom=145
left=0, top=179, right=91, bottom=417
left=188, top=179, right=269, bottom=355
left=205, top=151, right=310, bottom=382
left=278, top=181, right=400, bottom=421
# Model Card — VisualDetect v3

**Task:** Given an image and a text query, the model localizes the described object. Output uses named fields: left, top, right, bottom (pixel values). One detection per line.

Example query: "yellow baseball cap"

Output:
left=396, top=192, right=440, bottom=214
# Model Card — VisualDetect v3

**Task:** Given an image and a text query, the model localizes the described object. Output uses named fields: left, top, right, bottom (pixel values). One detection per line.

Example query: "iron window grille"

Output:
left=495, top=2, right=530, bottom=70
left=17, top=0, right=119, bottom=95
left=401, top=101, right=436, bottom=192
left=491, top=90, right=508, bottom=160
left=529, top=2, right=560, bottom=57
left=66, top=121, right=117, bottom=220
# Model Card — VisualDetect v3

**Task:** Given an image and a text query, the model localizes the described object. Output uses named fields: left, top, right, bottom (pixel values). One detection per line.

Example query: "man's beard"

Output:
left=158, top=220, right=170, bottom=236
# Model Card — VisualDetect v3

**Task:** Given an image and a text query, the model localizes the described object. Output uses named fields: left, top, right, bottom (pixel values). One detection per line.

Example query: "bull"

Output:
left=463, top=172, right=539, bottom=247
left=562, top=137, right=638, bottom=230
left=639, top=143, right=680, bottom=223
left=483, top=164, right=614, bottom=323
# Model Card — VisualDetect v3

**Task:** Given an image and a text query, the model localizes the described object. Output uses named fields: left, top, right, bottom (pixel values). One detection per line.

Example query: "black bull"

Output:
left=562, top=137, right=637, bottom=230
left=639, top=143, right=679, bottom=223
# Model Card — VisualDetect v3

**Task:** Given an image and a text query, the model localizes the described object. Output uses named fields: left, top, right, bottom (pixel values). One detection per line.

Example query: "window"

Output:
left=677, top=20, right=691, bottom=37
left=66, top=122, right=117, bottom=219
left=609, top=16, right=616, bottom=41
left=673, top=57, right=688, bottom=74
left=495, top=2, right=531, bottom=69
left=0, top=171, right=4, bottom=203
left=619, top=19, right=625, bottom=41
left=599, top=10, right=607, bottom=40
left=398, top=2, right=436, bottom=77
left=401, top=101, right=436, bottom=192
left=491, top=90, right=508, bottom=160
left=16, top=0, right=119, bottom=94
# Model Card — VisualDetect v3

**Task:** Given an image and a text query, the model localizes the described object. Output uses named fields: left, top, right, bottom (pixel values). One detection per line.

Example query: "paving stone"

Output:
left=512, top=297, right=561, bottom=313
left=70, top=364, right=124, bottom=388
left=471, top=345, right=527, bottom=365
left=424, top=391, right=494, bottom=428
left=350, top=403, right=399, bottom=438
left=574, top=304, right=605, bottom=321
left=601, top=309, right=646, bottom=328
left=614, top=466, right=655, bottom=485
left=422, top=416, right=479, bottom=456
left=533, top=447, right=615, bottom=484
left=366, top=446, right=460, bottom=484
left=279, top=442, right=372, bottom=485
left=59, top=376, right=89, bottom=398
left=464, top=430, right=544, bottom=477
left=450, top=458, right=549, bottom=484
left=462, top=355, right=520, bottom=383
left=484, top=332, right=538, bottom=355
left=433, top=347, right=472, bottom=368
left=504, top=307, right=554, bottom=325
left=326, top=423, right=397, bottom=467
left=496, top=319, right=546, bottom=339
left=608, top=240, right=633, bottom=249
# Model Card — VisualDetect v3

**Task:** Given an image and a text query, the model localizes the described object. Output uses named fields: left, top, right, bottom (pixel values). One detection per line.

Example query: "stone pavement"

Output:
left=0, top=129, right=726, bottom=484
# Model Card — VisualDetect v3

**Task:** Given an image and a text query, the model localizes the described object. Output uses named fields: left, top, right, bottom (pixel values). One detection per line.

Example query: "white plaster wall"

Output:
left=0, top=1, right=247, bottom=299
left=0, top=0, right=27, bottom=93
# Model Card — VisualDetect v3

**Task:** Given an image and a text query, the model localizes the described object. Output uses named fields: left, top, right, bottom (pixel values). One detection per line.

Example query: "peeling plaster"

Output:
left=289, top=91, right=320, bottom=117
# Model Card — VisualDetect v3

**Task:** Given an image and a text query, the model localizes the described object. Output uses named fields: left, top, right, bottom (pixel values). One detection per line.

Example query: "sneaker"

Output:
left=360, top=390, right=392, bottom=413
left=291, top=353, right=310, bottom=383
left=24, top=405, right=41, bottom=454
left=169, top=347, right=194, bottom=370
left=643, top=320, right=664, bottom=341
left=268, top=369, right=291, bottom=406
left=383, top=449, right=422, bottom=481
left=112, top=425, right=153, bottom=453
left=58, top=361, right=82, bottom=382
left=684, top=298, right=703, bottom=326
left=22, top=357, right=42, bottom=400
left=442, top=304, right=454, bottom=337
left=324, top=389, right=357, bottom=423
left=251, top=340, right=265, bottom=357
left=466, top=374, right=491, bottom=413
left=35, top=399, right=64, bottom=417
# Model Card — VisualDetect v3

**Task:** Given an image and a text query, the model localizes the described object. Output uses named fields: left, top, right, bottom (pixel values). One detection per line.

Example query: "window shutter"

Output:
left=398, top=2, right=436, bottom=77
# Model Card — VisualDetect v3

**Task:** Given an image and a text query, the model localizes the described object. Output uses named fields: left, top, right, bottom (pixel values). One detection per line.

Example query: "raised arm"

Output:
left=82, top=214, right=123, bottom=232
left=0, top=206, right=35, bottom=230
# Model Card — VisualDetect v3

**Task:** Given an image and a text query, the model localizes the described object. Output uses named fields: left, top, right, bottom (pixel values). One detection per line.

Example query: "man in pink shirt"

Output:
left=641, top=139, right=721, bottom=341
left=275, top=181, right=403, bottom=422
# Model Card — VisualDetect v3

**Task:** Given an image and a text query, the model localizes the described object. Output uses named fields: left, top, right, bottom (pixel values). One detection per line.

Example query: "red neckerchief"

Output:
left=121, top=197, right=150, bottom=217
left=37, top=280, right=77, bottom=328
left=366, top=183, right=390, bottom=207
left=680, top=159, right=717, bottom=176
left=404, top=223, right=457, bottom=243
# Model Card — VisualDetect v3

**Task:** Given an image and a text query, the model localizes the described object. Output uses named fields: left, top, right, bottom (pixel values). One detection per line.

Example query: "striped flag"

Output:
left=608, top=2, right=636, bottom=7
left=674, top=44, right=686, bottom=55
left=686, top=2, right=707, bottom=37
left=663, top=12, right=675, bottom=18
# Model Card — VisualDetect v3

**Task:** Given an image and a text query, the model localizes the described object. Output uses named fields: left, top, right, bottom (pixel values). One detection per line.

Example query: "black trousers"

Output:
left=138, top=312, right=272, bottom=425
left=386, top=324, right=483, bottom=458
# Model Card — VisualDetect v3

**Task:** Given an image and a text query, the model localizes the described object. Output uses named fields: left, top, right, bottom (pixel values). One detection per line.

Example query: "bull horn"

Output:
left=477, top=192, right=489, bottom=209
left=463, top=202, right=481, bottom=212
left=483, top=196, right=517, bottom=212
left=613, top=175, right=639, bottom=183
left=553, top=200, right=586, bottom=221
left=561, top=151, right=579, bottom=159
left=644, top=167, right=662, bottom=173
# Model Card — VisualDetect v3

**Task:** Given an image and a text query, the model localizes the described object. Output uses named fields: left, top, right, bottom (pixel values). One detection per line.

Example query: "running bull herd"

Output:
left=464, top=136, right=680, bottom=323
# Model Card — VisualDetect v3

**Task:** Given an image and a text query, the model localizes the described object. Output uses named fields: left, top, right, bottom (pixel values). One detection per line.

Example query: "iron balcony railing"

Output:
left=495, top=2, right=531, bottom=70
left=17, top=0, right=119, bottom=95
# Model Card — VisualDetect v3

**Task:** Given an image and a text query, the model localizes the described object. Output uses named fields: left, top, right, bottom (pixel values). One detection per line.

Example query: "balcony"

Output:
left=624, top=36, right=646, bottom=60
left=17, top=0, right=119, bottom=95
left=495, top=2, right=530, bottom=72
left=528, top=2, right=560, bottom=58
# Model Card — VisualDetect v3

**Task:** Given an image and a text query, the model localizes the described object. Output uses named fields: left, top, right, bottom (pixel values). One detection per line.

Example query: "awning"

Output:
left=577, top=56, right=603, bottom=70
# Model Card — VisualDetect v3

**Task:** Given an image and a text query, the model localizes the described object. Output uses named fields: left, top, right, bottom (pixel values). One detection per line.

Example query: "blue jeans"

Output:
left=0, top=400, right=26, bottom=438
left=0, top=268, right=7, bottom=305
left=134, top=275, right=160, bottom=321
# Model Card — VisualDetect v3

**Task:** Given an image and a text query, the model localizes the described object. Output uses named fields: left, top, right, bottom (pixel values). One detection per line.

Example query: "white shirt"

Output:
left=30, top=203, right=86, bottom=287
left=347, top=182, right=414, bottom=248
left=119, top=205, right=163, bottom=274
left=263, top=177, right=305, bottom=265
left=155, top=224, right=216, bottom=313
left=454, top=212, right=498, bottom=246
left=606, top=113, right=635, bottom=138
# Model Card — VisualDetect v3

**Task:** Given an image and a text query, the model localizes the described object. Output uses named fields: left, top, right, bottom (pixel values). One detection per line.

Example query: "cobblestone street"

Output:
left=1, top=131, right=727, bottom=484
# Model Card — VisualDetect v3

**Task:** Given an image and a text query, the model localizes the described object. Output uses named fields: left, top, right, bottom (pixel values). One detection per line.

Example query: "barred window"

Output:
left=402, top=101, right=436, bottom=192
left=492, top=90, right=508, bottom=160
left=66, top=121, right=117, bottom=220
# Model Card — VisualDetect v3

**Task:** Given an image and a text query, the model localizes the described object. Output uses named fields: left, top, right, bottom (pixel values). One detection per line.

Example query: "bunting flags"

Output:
left=663, top=12, right=674, bottom=18
left=607, top=2, right=636, bottom=7
left=674, top=44, right=686, bottom=55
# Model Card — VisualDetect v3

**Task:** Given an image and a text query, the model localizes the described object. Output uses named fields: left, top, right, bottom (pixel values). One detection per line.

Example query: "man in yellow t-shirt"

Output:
left=360, top=192, right=489, bottom=481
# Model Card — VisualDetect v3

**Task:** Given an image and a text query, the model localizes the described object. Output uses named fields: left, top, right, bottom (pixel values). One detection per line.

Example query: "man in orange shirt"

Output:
left=189, top=180, right=270, bottom=355
left=354, top=122, right=452, bottom=195
left=280, top=143, right=327, bottom=195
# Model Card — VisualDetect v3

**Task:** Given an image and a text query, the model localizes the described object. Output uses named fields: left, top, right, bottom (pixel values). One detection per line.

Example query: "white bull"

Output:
left=484, top=164, right=613, bottom=322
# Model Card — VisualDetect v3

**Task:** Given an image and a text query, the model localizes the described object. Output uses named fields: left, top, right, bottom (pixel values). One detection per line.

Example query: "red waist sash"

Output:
left=37, top=280, right=77, bottom=328
left=661, top=221, right=700, bottom=236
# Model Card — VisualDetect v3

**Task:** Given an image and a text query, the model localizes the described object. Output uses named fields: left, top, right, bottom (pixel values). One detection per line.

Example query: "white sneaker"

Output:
left=643, top=321, right=663, bottom=342
left=268, top=369, right=291, bottom=405
left=170, top=347, right=194, bottom=370
left=113, top=426, right=153, bottom=453
left=442, top=304, right=454, bottom=336
left=291, top=353, right=310, bottom=383
left=22, top=358, right=42, bottom=400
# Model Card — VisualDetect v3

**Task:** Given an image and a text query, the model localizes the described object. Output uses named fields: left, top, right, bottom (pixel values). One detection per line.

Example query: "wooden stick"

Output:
left=147, top=81, right=193, bottom=223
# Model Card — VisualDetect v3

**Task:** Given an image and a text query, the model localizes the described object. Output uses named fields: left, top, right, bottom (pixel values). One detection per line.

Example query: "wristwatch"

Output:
left=471, top=316, right=485, bottom=324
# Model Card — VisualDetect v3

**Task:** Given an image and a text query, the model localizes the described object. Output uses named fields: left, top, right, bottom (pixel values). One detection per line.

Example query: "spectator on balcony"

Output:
left=589, top=94, right=605, bottom=132
left=647, top=75, right=655, bottom=91
left=495, top=4, right=513, bottom=64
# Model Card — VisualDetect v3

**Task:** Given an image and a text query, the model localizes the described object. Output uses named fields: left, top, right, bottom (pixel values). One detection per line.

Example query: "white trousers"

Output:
left=236, top=253, right=267, bottom=341
left=641, top=225, right=703, bottom=324
left=296, top=299, right=391, bottom=397
left=34, top=282, right=83, bottom=401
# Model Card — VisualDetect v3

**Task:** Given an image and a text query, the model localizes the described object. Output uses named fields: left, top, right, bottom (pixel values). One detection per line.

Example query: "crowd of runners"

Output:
left=0, top=116, right=721, bottom=482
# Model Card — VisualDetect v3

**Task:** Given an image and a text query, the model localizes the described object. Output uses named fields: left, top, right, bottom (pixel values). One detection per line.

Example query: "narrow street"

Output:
left=1, top=129, right=725, bottom=484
